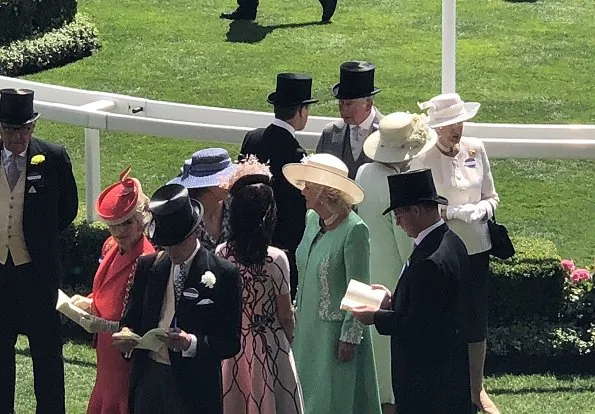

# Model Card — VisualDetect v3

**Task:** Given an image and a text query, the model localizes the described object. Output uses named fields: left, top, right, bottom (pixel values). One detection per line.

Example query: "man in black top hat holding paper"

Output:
left=239, top=73, right=317, bottom=300
left=0, top=89, right=78, bottom=414
left=352, top=169, right=479, bottom=414
left=113, top=184, right=242, bottom=414
left=316, top=61, right=383, bottom=179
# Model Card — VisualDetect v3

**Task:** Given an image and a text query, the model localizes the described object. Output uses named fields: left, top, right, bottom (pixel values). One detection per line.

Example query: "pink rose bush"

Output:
left=561, top=259, right=576, bottom=273
left=570, top=269, right=592, bottom=284
left=561, top=259, right=593, bottom=285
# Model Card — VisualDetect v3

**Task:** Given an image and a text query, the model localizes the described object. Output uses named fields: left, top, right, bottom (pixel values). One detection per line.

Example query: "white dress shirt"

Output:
left=414, top=218, right=446, bottom=247
left=173, top=239, right=201, bottom=358
left=349, top=107, right=376, bottom=160
left=399, top=219, right=445, bottom=277
left=2, top=147, right=27, bottom=176
left=272, top=118, right=296, bottom=137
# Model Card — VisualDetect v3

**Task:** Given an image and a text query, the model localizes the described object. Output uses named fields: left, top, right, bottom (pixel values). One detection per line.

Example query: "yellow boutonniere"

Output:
left=30, top=154, right=45, bottom=165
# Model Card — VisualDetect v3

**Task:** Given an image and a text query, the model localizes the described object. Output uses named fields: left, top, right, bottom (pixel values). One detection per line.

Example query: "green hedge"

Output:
left=0, top=0, right=77, bottom=45
left=488, top=236, right=565, bottom=324
left=60, top=214, right=108, bottom=295
left=0, top=13, right=100, bottom=76
left=486, top=321, right=595, bottom=374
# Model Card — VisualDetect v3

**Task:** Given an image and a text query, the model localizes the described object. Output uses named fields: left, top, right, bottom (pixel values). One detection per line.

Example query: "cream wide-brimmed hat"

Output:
left=282, top=153, right=365, bottom=205
left=418, top=93, right=480, bottom=129
left=363, top=112, right=437, bottom=163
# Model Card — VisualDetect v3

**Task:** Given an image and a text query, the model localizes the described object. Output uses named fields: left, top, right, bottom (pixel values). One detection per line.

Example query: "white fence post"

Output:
left=84, top=128, right=101, bottom=223
left=442, top=0, right=456, bottom=93
left=79, top=99, right=116, bottom=223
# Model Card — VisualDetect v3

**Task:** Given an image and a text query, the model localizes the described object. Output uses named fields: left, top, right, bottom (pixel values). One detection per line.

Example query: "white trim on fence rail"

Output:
left=1, top=76, right=595, bottom=221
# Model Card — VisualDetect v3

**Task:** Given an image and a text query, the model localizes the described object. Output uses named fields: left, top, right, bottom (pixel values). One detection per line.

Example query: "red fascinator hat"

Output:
left=95, top=166, right=148, bottom=226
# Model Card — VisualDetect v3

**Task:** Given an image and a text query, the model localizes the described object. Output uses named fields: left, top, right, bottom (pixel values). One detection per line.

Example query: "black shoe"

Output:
left=319, top=0, right=337, bottom=22
left=220, top=9, right=257, bottom=20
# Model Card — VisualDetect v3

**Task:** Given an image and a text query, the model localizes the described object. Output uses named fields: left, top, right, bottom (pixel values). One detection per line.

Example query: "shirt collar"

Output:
left=175, top=239, right=201, bottom=271
left=414, top=218, right=445, bottom=246
left=350, top=107, right=376, bottom=131
left=2, top=146, right=27, bottom=161
left=272, top=118, right=296, bottom=137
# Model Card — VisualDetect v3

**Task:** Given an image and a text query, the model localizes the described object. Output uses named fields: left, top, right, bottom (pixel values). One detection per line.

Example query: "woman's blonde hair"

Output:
left=303, top=181, right=351, bottom=215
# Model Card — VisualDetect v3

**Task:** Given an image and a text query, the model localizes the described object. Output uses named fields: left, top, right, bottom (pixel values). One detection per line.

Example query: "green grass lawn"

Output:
left=21, top=0, right=594, bottom=263
left=13, top=337, right=595, bottom=413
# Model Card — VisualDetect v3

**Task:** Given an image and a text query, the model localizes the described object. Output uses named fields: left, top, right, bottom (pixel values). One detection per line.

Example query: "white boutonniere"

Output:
left=201, top=271, right=216, bottom=289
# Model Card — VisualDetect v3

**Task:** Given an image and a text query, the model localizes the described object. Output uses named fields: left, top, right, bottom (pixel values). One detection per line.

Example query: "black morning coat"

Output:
left=374, top=223, right=482, bottom=414
left=121, top=247, right=242, bottom=414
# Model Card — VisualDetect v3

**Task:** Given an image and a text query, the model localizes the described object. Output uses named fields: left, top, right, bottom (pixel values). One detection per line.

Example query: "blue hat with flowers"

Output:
left=168, top=148, right=237, bottom=189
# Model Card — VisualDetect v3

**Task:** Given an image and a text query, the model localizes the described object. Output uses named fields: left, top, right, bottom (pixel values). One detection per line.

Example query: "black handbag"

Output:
left=487, top=215, right=515, bottom=259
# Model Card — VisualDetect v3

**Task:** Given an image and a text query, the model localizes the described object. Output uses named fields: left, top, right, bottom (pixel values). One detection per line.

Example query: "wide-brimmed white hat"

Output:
left=282, top=153, right=364, bottom=205
left=363, top=112, right=438, bottom=163
left=418, top=93, right=480, bottom=129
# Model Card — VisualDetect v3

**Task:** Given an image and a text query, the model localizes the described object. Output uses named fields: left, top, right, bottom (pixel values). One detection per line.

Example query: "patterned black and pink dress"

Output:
left=216, top=244, right=304, bottom=414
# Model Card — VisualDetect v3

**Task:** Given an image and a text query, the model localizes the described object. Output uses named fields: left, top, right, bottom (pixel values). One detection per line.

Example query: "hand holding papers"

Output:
left=340, top=279, right=387, bottom=312
left=112, top=327, right=169, bottom=352
left=69, top=294, right=93, bottom=311
left=56, top=289, right=91, bottom=326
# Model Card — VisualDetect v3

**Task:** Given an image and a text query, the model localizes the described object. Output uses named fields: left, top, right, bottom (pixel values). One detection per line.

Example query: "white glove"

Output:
left=447, top=204, right=487, bottom=224
left=468, top=203, right=489, bottom=222
left=70, top=295, right=93, bottom=311
left=80, top=314, right=120, bottom=334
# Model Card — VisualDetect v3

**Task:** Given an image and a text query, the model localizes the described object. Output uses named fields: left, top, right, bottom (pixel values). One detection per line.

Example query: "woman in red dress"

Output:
left=70, top=167, right=155, bottom=414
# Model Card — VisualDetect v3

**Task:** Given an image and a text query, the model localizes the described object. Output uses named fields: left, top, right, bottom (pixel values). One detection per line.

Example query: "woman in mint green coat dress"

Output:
left=283, top=153, right=381, bottom=414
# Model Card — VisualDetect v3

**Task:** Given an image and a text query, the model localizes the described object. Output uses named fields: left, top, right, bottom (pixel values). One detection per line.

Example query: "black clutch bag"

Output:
left=487, top=215, right=515, bottom=259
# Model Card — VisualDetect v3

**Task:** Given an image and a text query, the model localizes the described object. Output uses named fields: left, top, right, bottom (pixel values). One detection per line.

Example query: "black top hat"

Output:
left=382, top=169, right=448, bottom=215
left=332, top=61, right=381, bottom=100
left=0, top=89, right=41, bottom=125
left=148, top=184, right=204, bottom=246
left=267, top=73, right=319, bottom=107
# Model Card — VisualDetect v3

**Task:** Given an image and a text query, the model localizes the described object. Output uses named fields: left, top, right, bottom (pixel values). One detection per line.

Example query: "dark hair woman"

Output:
left=216, top=156, right=304, bottom=414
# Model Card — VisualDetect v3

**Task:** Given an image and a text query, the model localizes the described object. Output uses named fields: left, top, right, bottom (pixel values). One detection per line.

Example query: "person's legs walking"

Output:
left=220, top=0, right=258, bottom=20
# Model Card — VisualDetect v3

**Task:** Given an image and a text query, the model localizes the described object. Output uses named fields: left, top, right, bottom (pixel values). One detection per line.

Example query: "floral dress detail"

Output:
left=293, top=210, right=381, bottom=414
left=216, top=244, right=304, bottom=414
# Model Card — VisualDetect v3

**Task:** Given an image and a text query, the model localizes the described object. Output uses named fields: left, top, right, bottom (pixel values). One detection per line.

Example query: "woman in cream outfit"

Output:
left=355, top=112, right=437, bottom=414
left=413, top=93, right=501, bottom=414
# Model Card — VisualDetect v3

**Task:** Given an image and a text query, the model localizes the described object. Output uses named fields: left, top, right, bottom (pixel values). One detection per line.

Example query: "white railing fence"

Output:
left=1, top=75, right=595, bottom=222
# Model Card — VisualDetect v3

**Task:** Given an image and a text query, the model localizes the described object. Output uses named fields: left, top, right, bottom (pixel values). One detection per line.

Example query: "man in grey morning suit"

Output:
left=316, top=61, right=383, bottom=179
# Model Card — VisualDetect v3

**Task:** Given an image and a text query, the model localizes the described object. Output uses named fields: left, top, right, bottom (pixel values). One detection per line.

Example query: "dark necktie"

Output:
left=174, top=263, right=188, bottom=305
left=7, top=154, right=20, bottom=191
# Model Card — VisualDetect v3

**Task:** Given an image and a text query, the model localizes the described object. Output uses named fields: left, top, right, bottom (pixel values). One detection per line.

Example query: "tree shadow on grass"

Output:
left=503, top=0, right=540, bottom=3
left=16, top=347, right=96, bottom=369
left=226, top=20, right=328, bottom=44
